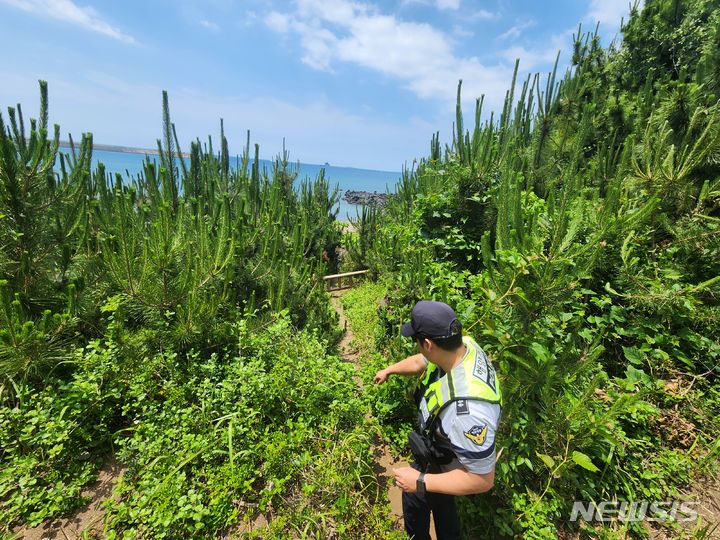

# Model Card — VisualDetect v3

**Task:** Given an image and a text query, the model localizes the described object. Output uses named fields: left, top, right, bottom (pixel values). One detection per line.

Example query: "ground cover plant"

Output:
left=340, top=283, right=417, bottom=450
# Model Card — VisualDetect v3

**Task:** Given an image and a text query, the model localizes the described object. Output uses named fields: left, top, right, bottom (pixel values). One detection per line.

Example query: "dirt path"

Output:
left=14, top=458, right=126, bottom=540
left=330, top=290, right=419, bottom=536
left=648, top=473, right=720, bottom=539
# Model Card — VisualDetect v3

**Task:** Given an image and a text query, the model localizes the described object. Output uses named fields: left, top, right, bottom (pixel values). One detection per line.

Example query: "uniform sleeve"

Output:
left=444, top=402, right=500, bottom=474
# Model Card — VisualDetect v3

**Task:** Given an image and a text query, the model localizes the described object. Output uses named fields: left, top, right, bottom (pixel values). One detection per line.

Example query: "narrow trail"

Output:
left=329, top=290, right=410, bottom=534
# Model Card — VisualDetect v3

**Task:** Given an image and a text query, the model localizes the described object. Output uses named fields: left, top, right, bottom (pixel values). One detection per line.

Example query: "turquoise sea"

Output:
left=61, top=147, right=400, bottom=221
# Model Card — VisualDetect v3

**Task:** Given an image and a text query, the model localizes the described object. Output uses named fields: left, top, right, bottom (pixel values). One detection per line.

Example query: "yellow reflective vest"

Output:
left=417, top=335, right=502, bottom=432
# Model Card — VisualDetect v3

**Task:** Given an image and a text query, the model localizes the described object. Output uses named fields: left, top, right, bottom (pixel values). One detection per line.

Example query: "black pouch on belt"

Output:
left=408, top=430, right=440, bottom=473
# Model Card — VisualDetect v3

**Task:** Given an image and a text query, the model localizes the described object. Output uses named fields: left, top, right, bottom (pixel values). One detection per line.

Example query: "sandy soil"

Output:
left=14, top=458, right=126, bottom=540
left=647, top=472, right=720, bottom=539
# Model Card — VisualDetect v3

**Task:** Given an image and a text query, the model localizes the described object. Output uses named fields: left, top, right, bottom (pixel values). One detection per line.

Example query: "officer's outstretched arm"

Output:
left=373, top=353, right=427, bottom=384
left=426, top=467, right=494, bottom=495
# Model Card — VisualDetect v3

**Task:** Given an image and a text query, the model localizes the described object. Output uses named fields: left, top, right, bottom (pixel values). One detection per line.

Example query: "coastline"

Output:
left=57, top=141, right=400, bottom=174
left=54, top=142, right=396, bottom=222
left=58, top=141, right=191, bottom=158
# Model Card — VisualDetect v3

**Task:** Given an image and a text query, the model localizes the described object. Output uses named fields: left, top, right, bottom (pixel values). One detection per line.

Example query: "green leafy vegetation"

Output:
left=102, top=315, right=388, bottom=539
left=0, top=85, right=395, bottom=537
left=341, top=283, right=417, bottom=450
left=1, top=0, right=719, bottom=538
left=345, top=1, right=720, bottom=537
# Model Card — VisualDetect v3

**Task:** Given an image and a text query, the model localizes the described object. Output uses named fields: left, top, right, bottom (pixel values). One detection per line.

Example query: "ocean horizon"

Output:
left=58, top=144, right=401, bottom=222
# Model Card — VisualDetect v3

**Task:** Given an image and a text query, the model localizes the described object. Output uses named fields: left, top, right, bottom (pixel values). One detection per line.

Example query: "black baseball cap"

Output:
left=401, top=300, right=461, bottom=340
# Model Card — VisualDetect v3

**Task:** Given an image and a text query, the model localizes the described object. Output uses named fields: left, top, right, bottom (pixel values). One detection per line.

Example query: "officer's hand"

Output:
left=393, top=467, right=420, bottom=493
left=373, top=369, right=389, bottom=384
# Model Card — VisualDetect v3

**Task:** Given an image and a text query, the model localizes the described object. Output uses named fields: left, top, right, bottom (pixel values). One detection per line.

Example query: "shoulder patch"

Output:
left=472, top=349, right=497, bottom=392
left=455, top=399, right=469, bottom=415
left=463, top=424, right=488, bottom=446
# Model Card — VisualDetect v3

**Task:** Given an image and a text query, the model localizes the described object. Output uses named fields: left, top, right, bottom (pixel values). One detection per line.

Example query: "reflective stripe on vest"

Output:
left=418, top=336, right=501, bottom=431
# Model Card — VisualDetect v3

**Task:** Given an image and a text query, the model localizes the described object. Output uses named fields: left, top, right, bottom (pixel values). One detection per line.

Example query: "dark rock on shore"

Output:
left=343, top=190, right=389, bottom=207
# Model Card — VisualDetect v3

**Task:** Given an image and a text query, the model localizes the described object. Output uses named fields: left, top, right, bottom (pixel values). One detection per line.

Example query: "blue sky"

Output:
left=0, top=0, right=635, bottom=170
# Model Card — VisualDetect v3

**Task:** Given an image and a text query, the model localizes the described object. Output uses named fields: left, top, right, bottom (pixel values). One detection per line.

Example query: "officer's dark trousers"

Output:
left=402, top=481, right=462, bottom=540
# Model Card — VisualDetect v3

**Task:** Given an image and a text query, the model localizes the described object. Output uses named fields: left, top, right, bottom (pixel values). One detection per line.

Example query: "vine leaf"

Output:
left=572, top=451, right=599, bottom=472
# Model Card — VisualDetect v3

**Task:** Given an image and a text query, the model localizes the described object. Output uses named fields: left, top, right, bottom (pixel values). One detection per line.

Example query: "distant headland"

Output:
left=58, top=141, right=191, bottom=158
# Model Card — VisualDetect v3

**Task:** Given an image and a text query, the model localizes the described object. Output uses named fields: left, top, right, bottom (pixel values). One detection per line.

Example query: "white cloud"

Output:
left=169, top=90, right=432, bottom=170
left=0, top=0, right=136, bottom=43
left=297, top=22, right=338, bottom=71
left=265, top=0, right=514, bottom=111
left=500, top=45, right=558, bottom=71
left=199, top=19, right=220, bottom=32
left=399, top=0, right=451, bottom=9
left=499, top=30, right=569, bottom=70
left=452, top=24, right=474, bottom=38
left=435, top=0, right=460, bottom=9
left=586, top=0, right=639, bottom=27
left=399, top=0, right=495, bottom=16
left=470, top=9, right=497, bottom=20
left=497, top=19, right=536, bottom=41
left=265, top=11, right=290, bottom=33
left=0, top=69, right=431, bottom=170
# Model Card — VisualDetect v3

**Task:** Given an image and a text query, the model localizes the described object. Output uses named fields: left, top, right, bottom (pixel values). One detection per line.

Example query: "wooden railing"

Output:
left=323, top=270, right=369, bottom=291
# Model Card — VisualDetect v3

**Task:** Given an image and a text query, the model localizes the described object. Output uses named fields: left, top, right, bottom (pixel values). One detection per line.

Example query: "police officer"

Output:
left=374, top=300, right=501, bottom=540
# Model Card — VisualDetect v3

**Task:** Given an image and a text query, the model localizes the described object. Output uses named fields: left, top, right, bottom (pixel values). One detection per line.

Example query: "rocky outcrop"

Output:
left=342, top=190, right=389, bottom=207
